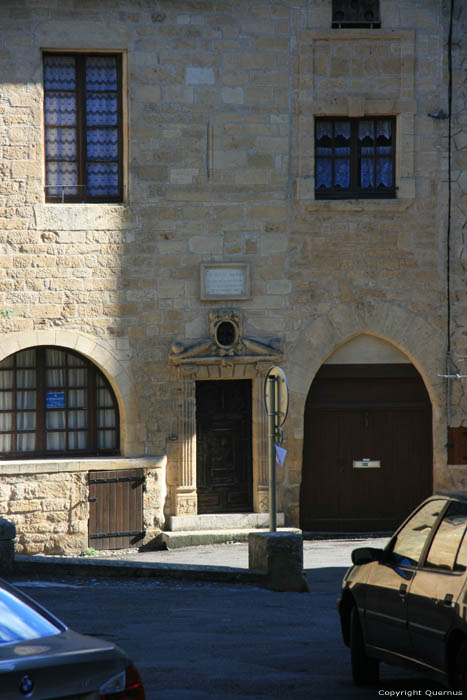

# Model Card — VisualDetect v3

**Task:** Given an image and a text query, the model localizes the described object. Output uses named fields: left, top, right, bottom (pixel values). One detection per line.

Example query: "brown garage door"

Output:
left=300, top=364, right=432, bottom=532
left=88, top=469, right=145, bottom=550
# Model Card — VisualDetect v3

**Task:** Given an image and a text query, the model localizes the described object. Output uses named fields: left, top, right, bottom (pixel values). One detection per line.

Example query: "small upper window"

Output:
left=43, top=53, right=123, bottom=203
left=332, top=0, right=381, bottom=28
left=315, top=117, right=395, bottom=199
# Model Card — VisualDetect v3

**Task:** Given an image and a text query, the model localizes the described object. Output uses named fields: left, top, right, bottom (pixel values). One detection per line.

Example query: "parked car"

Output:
left=0, top=577, right=145, bottom=699
left=338, top=493, right=467, bottom=692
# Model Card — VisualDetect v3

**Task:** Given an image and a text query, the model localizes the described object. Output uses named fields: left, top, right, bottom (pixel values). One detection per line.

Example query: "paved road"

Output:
left=10, top=538, right=445, bottom=699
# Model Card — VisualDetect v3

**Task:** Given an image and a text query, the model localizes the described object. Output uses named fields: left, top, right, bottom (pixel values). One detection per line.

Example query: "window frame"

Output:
left=0, top=347, right=120, bottom=460
left=314, top=116, right=396, bottom=200
left=423, top=501, right=467, bottom=572
left=43, top=51, right=124, bottom=204
left=332, top=0, right=381, bottom=29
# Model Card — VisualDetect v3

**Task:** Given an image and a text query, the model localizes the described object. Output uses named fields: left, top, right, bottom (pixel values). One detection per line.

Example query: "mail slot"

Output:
left=353, top=459, right=381, bottom=469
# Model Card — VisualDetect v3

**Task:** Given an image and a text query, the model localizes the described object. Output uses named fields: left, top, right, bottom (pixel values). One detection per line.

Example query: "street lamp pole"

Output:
left=268, top=374, right=277, bottom=533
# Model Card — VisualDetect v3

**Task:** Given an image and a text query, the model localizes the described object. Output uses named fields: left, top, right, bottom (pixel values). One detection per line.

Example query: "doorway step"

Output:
left=162, top=513, right=287, bottom=549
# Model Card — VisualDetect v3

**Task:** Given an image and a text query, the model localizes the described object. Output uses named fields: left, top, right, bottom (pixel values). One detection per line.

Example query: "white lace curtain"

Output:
left=0, top=348, right=117, bottom=454
left=316, top=121, right=351, bottom=189
left=359, top=120, right=393, bottom=188
left=44, top=55, right=119, bottom=197
left=316, top=119, right=393, bottom=190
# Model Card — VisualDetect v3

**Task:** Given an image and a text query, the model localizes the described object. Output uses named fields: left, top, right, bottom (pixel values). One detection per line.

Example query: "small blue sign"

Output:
left=46, top=391, right=65, bottom=409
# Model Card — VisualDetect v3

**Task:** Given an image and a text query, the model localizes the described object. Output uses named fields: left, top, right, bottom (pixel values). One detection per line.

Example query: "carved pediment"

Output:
left=169, top=311, right=282, bottom=365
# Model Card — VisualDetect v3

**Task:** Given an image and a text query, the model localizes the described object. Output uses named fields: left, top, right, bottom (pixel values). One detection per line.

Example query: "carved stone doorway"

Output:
left=196, top=380, right=253, bottom=513
left=169, top=310, right=283, bottom=518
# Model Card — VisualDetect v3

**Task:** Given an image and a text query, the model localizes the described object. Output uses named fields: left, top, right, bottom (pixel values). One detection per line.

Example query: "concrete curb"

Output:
left=12, top=554, right=266, bottom=587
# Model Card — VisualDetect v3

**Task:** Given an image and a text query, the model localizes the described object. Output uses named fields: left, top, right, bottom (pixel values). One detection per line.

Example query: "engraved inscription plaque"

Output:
left=200, top=264, right=250, bottom=300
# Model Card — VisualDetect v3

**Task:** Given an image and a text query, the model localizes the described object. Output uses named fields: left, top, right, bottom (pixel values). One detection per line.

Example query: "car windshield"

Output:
left=0, top=586, right=62, bottom=644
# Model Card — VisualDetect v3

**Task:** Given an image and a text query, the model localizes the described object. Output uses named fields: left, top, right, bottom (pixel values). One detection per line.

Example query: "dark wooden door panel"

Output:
left=300, top=365, right=432, bottom=532
left=196, top=380, right=252, bottom=514
left=88, top=469, right=144, bottom=550
left=448, top=427, right=467, bottom=465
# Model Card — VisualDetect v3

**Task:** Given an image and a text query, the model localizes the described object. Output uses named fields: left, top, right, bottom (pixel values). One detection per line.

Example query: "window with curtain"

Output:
left=315, top=117, right=395, bottom=199
left=43, top=53, right=123, bottom=203
left=0, top=348, right=119, bottom=458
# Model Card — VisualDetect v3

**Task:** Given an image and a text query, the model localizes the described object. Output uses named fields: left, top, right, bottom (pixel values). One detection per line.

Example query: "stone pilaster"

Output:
left=175, top=366, right=198, bottom=516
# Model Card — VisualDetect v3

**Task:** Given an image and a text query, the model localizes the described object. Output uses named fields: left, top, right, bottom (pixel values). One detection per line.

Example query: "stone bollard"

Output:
left=0, top=518, right=16, bottom=575
left=248, top=531, right=309, bottom=593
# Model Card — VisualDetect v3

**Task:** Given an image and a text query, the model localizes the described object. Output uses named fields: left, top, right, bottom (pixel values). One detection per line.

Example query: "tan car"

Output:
left=338, top=493, right=467, bottom=691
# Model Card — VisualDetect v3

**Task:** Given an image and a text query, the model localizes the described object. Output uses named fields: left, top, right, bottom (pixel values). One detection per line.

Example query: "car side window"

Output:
left=389, top=500, right=445, bottom=567
left=424, top=502, right=467, bottom=571
left=455, top=530, right=467, bottom=572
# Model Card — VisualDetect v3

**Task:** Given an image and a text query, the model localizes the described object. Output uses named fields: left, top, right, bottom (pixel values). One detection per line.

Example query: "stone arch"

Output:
left=285, top=303, right=447, bottom=509
left=288, top=302, right=444, bottom=417
left=0, top=330, right=135, bottom=455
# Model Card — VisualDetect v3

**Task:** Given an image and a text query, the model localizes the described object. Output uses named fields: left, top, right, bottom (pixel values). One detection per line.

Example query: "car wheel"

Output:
left=454, top=641, right=467, bottom=692
left=350, top=606, right=379, bottom=685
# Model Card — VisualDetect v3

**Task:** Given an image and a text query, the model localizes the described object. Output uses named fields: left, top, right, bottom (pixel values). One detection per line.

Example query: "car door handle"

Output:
left=399, top=583, right=408, bottom=601
left=442, top=593, right=454, bottom=607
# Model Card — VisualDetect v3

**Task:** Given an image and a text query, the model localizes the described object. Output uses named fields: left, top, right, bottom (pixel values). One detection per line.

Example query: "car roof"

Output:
left=433, top=492, right=467, bottom=502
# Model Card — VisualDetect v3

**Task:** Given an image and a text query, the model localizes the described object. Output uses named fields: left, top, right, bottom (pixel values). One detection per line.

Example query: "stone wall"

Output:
left=0, top=0, right=465, bottom=549
left=0, top=458, right=166, bottom=554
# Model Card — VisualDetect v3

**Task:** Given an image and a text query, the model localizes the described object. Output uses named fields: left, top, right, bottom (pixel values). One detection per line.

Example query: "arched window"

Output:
left=0, top=347, right=120, bottom=458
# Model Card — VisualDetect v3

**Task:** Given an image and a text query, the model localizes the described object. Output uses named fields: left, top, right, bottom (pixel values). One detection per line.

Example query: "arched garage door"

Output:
left=300, top=364, right=432, bottom=532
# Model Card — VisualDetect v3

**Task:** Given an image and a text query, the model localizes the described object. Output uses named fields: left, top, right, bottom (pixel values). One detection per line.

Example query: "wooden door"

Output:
left=300, top=364, right=432, bottom=532
left=196, top=380, right=253, bottom=514
left=88, top=469, right=145, bottom=550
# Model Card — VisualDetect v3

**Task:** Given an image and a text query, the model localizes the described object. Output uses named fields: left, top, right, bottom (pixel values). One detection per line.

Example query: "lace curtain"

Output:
left=316, top=118, right=393, bottom=192
left=359, top=119, right=393, bottom=189
left=44, top=56, right=78, bottom=196
left=85, top=56, right=119, bottom=196
left=0, top=349, right=36, bottom=451
left=316, top=121, right=351, bottom=189
left=97, top=381, right=116, bottom=449
left=44, top=55, right=119, bottom=198
left=0, top=348, right=118, bottom=455
left=45, top=349, right=87, bottom=450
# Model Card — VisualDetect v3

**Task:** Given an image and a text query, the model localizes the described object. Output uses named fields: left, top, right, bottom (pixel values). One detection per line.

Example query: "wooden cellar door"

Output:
left=88, top=469, right=145, bottom=550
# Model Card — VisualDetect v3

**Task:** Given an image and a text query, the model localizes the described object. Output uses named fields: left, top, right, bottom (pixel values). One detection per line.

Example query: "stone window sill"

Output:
left=0, top=455, right=166, bottom=475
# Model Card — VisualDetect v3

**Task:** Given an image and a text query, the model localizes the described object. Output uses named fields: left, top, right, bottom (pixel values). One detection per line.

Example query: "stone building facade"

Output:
left=0, top=0, right=465, bottom=553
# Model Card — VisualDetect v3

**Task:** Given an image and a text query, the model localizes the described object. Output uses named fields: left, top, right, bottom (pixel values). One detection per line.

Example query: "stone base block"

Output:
left=248, top=531, right=309, bottom=593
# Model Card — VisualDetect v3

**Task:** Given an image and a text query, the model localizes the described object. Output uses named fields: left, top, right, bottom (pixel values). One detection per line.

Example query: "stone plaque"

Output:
left=200, top=264, right=250, bottom=300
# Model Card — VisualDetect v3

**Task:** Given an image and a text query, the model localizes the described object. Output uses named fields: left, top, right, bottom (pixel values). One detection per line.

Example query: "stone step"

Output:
left=161, top=527, right=298, bottom=550
left=168, top=513, right=285, bottom=532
